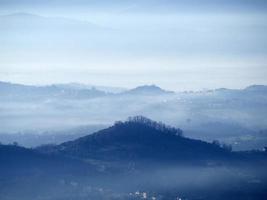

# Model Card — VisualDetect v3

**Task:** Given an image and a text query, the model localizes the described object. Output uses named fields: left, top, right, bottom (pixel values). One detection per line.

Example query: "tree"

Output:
left=12, top=141, right=18, bottom=146
left=114, top=121, right=123, bottom=126
left=126, top=116, right=183, bottom=137
left=212, top=140, right=221, bottom=147
left=222, top=143, right=232, bottom=152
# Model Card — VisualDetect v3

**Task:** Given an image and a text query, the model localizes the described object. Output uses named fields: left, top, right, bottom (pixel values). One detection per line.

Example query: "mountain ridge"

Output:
left=0, top=81, right=107, bottom=99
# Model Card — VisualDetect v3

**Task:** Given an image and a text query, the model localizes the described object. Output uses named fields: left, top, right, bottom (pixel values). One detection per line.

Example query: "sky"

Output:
left=0, top=0, right=267, bottom=91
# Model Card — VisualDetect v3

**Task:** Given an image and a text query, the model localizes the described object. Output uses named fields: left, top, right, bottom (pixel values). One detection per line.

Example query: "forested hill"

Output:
left=38, top=116, right=239, bottom=163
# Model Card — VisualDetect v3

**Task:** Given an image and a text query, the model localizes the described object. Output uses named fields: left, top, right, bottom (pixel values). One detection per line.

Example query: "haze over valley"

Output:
left=1, top=81, right=267, bottom=151
left=1, top=0, right=267, bottom=199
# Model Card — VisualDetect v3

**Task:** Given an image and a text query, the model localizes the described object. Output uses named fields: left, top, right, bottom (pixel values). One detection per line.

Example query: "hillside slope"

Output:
left=40, top=116, right=236, bottom=164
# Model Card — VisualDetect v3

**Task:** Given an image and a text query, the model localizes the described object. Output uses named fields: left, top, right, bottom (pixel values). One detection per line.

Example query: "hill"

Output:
left=122, top=85, right=174, bottom=95
left=0, top=144, right=95, bottom=177
left=244, top=85, right=267, bottom=93
left=39, top=116, right=236, bottom=164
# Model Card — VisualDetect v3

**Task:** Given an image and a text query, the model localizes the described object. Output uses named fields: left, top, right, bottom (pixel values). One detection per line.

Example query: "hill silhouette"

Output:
left=0, top=144, right=95, bottom=176
left=122, top=85, right=173, bottom=95
left=41, top=116, right=235, bottom=164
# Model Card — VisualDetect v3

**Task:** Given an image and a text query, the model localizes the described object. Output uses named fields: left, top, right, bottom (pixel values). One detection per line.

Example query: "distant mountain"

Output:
left=39, top=116, right=236, bottom=163
left=54, top=83, right=126, bottom=94
left=244, top=85, right=267, bottom=93
left=210, top=85, right=267, bottom=94
left=0, top=81, right=106, bottom=100
left=122, top=85, right=174, bottom=95
left=0, top=82, right=174, bottom=100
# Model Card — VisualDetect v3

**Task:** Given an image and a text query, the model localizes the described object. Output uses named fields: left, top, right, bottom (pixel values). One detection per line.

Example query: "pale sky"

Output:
left=0, top=0, right=267, bottom=90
